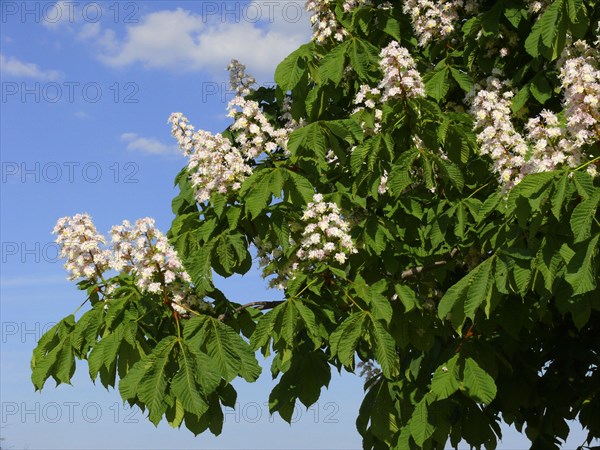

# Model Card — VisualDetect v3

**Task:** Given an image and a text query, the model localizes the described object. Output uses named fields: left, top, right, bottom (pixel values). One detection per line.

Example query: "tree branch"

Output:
left=218, top=300, right=285, bottom=321
left=400, top=248, right=459, bottom=280
left=219, top=249, right=459, bottom=320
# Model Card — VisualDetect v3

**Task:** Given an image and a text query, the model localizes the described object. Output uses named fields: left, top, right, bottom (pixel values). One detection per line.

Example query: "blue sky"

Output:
left=0, top=1, right=593, bottom=449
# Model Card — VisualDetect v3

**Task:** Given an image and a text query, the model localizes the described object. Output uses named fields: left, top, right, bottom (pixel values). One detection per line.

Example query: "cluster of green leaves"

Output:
left=31, top=276, right=260, bottom=434
left=33, top=0, right=600, bottom=448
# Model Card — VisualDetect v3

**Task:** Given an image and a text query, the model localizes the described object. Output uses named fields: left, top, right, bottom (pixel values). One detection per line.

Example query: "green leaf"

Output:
left=388, top=149, right=418, bottom=196
left=348, top=38, right=379, bottom=81
left=287, top=122, right=328, bottom=159
left=184, top=316, right=261, bottom=382
left=394, top=284, right=418, bottom=312
left=425, top=67, right=450, bottom=102
left=137, top=336, right=177, bottom=425
left=450, top=67, right=474, bottom=93
left=540, top=0, right=563, bottom=47
left=319, top=41, right=349, bottom=85
left=462, top=357, right=497, bottom=404
left=512, top=85, right=531, bottom=113
left=550, top=170, right=570, bottom=219
left=409, top=396, right=435, bottom=446
left=570, top=191, right=600, bottom=243
left=330, top=312, right=367, bottom=369
left=566, top=0, right=583, bottom=22
left=369, top=318, right=399, bottom=379
left=275, top=44, right=310, bottom=91
left=172, top=340, right=209, bottom=417
left=565, top=234, right=599, bottom=295
left=525, top=22, right=542, bottom=57
left=240, top=170, right=272, bottom=219
left=431, top=355, right=461, bottom=401
left=465, top=257, right=494, bottom=319
left=283, top=169, right=314, bottom=204
left=530, top=72, right=553, bottom=104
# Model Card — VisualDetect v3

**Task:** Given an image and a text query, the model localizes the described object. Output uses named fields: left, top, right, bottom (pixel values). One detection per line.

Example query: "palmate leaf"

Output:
left=282, top=169, right=314, bottom=204
left=465, top=257, right=494, bottom=319
left=357, top=378, right=399, bottom=444
left=31, top=315, right=76, bottom=390
left=269, top=350, right=331, bottom=417
left=287, top=122, right=328, bottom=160
left=348, top=37, right=380, bottom=81
left=183, top=316, right=261, bottom=382
left=319, top=40, right=349, bottom=84
left=274, top=43, right=311, bottom=91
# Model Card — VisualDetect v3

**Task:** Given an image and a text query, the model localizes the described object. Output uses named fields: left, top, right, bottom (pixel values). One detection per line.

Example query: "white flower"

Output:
left=297, top=194, right=356, bottom=264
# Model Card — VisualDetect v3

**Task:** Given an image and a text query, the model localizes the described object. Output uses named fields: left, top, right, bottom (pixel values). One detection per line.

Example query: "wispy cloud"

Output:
left=121, top=132, right=178, bottom=155
left=0, top=275, right=68, bottom=288
left=0, top=53, right=63, bottom=81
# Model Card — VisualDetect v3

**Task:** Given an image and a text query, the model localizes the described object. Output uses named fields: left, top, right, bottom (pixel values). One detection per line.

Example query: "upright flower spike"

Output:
left=403, top=0, right=478, bottom=47
left=297, top=194, right=357, bottom=264
left=378, top=42, right=426, bottom=101
left=559, top=40, right=600, bottom=149
left=306, top=0, right=348, bottom=43
left=53, top=214, right=111, bottom=281
left=227, top=59, right=256, bottom=96
left=469, top=77, right=530, bottom=189
left=109, top=218, right=200, bottom=314
left=169, top=62, right=302, bottom=203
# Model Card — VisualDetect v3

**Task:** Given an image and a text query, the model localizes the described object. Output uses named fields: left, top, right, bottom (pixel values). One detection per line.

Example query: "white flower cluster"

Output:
left=109, top=218, right=190, bottom=290
left=352, top=42, right=424, bottom=132
left=109, top=218, right=200, bottom=315
left=54, top=214, right=201, bottom=315
left=228, top=96, right=294, bottom=159
left=254, top=195, right=357, bottom=290
left=403, top=0, right=478, bottom=47
left=378, top=169, right=389, bottom=194
left=306, top=0, right=348, bottom=43
left=469, top=68, right=597, bottom=189
left=525, top=0, right=550, bottom=15
left=53, top=214, right=111, bottom=281
left=169, top=113, right=252, bottom=203
left=297, top=194, right=357, bottom=264
left=353, top=84, right=383, bottom=133
left=524, top=110, right=583, bottom=172
left=379, top=41, right=426, bottom=101
left=559, top=40, right=600, bottom=148
left=255, top=238, right=298, bottom=290
left=169, top=63, right=300, bottom=203
left=227, top=59, right=255, bottom=96
left=469, top=77, right=530, bottom=189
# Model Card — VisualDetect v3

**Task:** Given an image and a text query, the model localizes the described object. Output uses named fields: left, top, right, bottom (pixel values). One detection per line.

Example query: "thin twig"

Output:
left=400, top=248, right=459, bottom=280
left=218, top=300, right=285, bottom=321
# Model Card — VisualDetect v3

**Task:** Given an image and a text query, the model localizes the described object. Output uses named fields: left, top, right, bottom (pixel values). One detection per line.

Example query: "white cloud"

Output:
left=74, top=111, right=90, bottom=119
left=95, top=7, right=311, bottom=80
left=121, top=132, right=178, bottom=155
left=42, top=0, right=78, bottom=29
left=0, top=53, right=63, bottom=81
